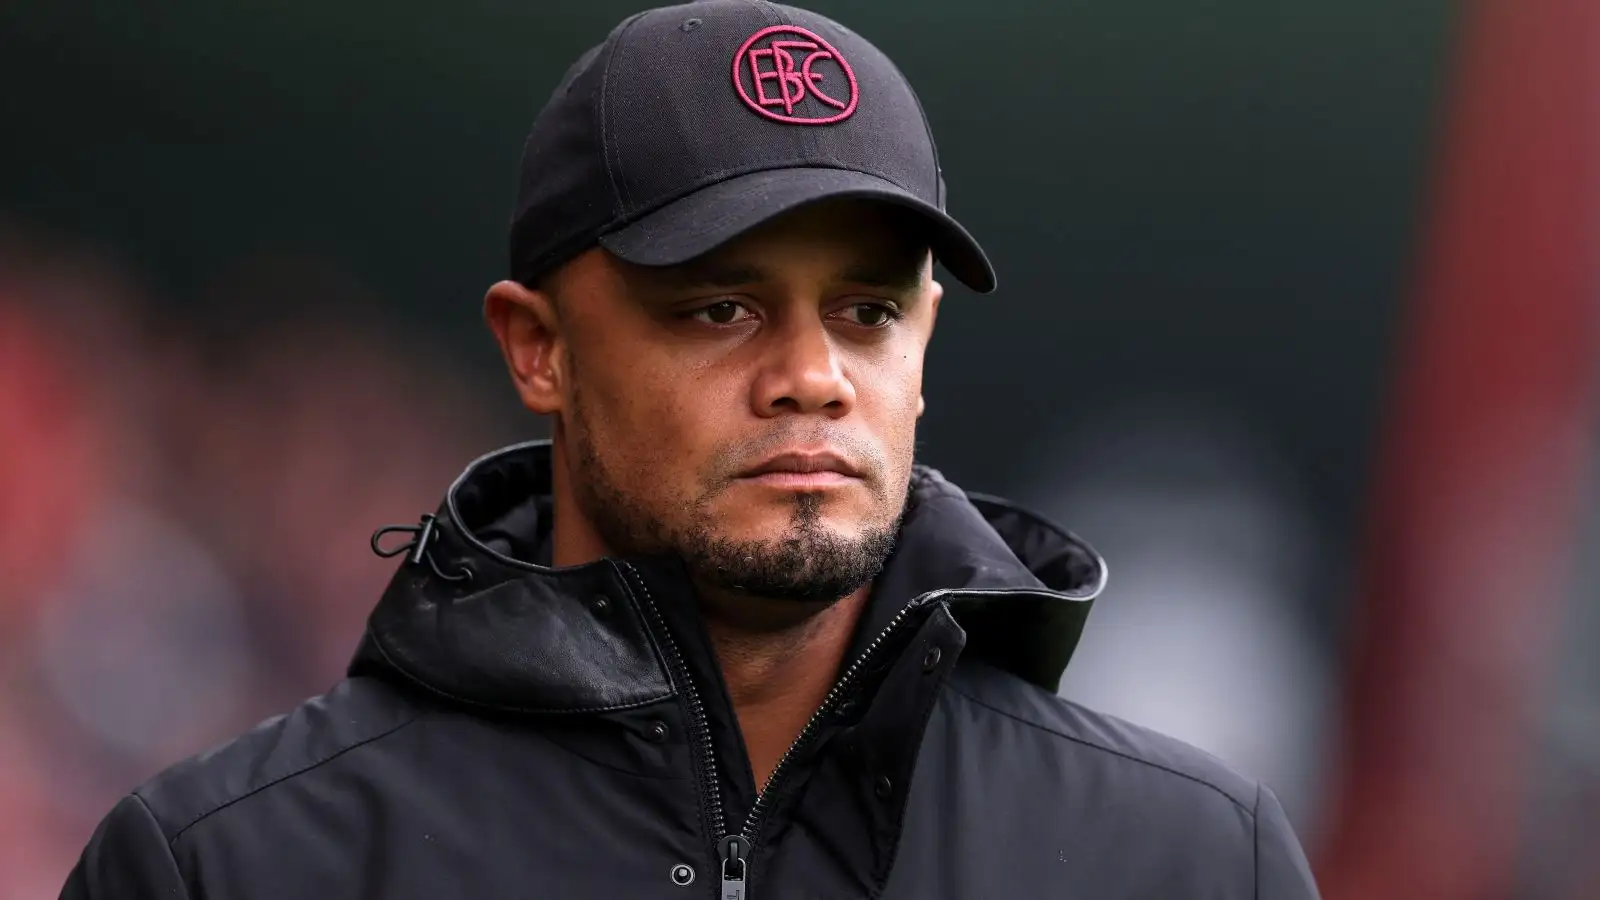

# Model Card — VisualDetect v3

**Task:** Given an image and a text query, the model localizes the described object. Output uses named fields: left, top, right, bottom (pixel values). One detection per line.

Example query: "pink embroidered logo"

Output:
left=732, top=25, right=859, bottom=125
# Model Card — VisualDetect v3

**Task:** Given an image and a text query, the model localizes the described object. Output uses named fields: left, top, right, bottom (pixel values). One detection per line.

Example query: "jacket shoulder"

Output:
left=132, top=676, right=425, bottom=844
left=946, top=660, right=1257, bottom=812
left=901, top=662, right=1321, bottom=898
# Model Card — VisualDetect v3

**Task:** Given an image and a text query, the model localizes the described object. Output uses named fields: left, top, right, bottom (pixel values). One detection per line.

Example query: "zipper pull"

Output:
left=717, top=835, right=751, bottom=900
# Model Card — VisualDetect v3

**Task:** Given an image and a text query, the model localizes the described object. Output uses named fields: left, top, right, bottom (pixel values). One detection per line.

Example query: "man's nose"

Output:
left=750, top=316, right=856, bottom=418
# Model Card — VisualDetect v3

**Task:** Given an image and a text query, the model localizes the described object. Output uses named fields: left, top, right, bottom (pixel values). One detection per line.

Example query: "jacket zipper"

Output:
left=720, top=596, right=927, bottom=899
left=623, top=562, right=950, bottom=900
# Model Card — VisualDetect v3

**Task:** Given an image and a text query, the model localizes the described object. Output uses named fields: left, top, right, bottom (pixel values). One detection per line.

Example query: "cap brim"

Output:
left=596, top=168, right=996, bottom=294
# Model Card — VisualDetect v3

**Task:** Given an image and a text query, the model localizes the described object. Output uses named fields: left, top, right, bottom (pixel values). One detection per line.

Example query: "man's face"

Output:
left=496, top=200, right=942, bottom=604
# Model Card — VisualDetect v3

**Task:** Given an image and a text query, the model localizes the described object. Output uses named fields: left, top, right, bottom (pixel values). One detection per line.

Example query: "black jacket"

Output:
left=63, top=441, right=1321, bottom=899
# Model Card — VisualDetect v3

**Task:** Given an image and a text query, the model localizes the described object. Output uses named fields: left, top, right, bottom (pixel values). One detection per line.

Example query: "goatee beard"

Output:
left=567, top=411, right=901, bottom=605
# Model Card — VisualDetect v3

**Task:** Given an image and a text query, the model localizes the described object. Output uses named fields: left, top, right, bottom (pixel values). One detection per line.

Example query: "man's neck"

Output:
left=697, top=586, right=870, bottom=792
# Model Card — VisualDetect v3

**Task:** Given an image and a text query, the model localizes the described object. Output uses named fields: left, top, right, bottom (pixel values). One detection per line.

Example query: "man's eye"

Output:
left=690, top=301, right=755, bottom=326
left=840, top=302, right=902, bottom=328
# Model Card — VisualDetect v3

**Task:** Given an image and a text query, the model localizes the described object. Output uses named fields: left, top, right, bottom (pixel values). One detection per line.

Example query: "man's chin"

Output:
left=677, top=518, right=892, bottom=602
left=706, top=518, right=860, bottom=552
left=692, top=562, right=872, bottom=612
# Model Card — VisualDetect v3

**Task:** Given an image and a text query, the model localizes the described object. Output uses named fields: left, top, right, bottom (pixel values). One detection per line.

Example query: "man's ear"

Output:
left=918, top=276, right=941, bottom=421
left=484, top=280, right=566, bottom=415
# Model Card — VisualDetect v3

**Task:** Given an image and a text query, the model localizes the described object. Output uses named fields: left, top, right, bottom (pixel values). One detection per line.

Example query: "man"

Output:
left=63, top=2, right=1321, bottom=897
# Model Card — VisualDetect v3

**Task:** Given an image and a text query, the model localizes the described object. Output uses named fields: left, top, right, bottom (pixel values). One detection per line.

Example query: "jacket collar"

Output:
left=349, top=441, right=1106, bottom=712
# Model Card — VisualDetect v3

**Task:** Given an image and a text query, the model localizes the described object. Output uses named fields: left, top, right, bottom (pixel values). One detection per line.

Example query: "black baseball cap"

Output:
left=508, top=0, right=996, bottom=294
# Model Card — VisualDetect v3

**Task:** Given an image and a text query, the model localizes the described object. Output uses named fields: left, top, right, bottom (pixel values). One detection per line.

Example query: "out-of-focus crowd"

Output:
left=0, top=220, right=513, bottom=896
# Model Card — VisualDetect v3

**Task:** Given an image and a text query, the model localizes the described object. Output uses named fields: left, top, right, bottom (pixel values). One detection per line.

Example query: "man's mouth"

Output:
left=736, top=450, right=863, bottom=488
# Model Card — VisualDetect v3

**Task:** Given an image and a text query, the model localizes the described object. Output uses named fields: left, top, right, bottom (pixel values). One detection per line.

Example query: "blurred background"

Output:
left=0, top=0, right=1594, bottom=897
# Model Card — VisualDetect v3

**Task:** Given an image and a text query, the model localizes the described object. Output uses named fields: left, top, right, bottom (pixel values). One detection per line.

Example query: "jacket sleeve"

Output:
left=60, top=794, right=191, bottom=900
left=1253, top=782, right=1321, bottom=898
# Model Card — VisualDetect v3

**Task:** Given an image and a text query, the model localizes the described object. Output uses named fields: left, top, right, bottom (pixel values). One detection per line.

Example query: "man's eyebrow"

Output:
left=660, top=262, right=769, bottom=290
left=652, top=257, right=926, bottom=293
left=837, top=259, right=926, bottom=294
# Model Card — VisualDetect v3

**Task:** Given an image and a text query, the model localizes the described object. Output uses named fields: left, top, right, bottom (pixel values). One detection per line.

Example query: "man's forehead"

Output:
left=654, top=254, right=929, bottom=294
